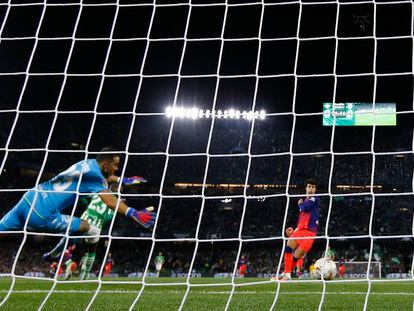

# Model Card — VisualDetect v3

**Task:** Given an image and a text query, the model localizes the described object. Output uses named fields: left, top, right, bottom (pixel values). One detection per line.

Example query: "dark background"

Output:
left=0, top=0, right=413, bottom=277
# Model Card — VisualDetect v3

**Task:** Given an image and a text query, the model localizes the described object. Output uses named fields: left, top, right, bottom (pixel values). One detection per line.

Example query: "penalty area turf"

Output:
left=0, top=277, right=413, bottom=310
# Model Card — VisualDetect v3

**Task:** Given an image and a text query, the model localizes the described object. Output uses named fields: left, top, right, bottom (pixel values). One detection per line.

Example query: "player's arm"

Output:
left=298, top=197, right=319, bottom=212
left=77, top=196, right=91, bottom=209
left=98, top=190, right=156, bottom=228
left=106, top=175, right=147, bottom=185
left=98, top=191, right=129, bottom=214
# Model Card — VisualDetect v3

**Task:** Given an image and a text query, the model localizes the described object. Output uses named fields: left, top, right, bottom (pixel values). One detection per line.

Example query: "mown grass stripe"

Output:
left=1, top=290, right=414, bottom=295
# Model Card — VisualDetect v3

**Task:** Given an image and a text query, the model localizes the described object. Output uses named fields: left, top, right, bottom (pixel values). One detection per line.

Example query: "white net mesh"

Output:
left=0, top=0, right=413, bottom=310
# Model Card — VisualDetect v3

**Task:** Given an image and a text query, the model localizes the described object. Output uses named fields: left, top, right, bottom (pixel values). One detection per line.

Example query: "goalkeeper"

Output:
left=0, top=148, right=156, bottom=257
left=275, top=179, right=320, bottom=281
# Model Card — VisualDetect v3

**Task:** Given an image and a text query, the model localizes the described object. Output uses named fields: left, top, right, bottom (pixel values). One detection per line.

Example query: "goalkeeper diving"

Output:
left=0, top=148, right=156, bottom=260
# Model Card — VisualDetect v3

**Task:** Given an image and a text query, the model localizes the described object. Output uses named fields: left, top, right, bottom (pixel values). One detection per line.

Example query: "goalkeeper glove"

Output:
left=119, top=176, right=147, bottom=185
left=126, top=207, right=156, bottom=228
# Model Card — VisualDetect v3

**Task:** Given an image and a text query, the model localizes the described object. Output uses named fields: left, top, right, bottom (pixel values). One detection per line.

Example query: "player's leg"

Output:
left=64, top=259, right=74, bottom=280
left=44, top=215, right=90, bottom=260
left=276, top=237, right=298, bottom=280
left=293, top=233, right=315, bottom=261
left=63, top=259, right=78, bottom=280
left=69, top=262, right=78, bottom=280
left=1, top=190, right=62, bottom=233
left=339, top=265, right=345, bottom=278
left=278, top=230, right=312, bottom=280
left=295, top=257, right=304, bottom=277
left=80, top=231, right=99, bottom=280
left=80, top=248, right=97, bottom=280
left=0, top=209, right=21, bottom=232
left=0, top=195, right=31, bottom=231
left=156, top=263, right=162, bottom=277
left=239, top=265, right=246, bottom=277
left=47, top=214, right=90, bottom=234
left=272, top=227, right=299, bottom=281
left=293, top=247, right=306, bottom=265
left=104, top=264, right=109, bottom=276
left=291, top=231, right=315, bottom=277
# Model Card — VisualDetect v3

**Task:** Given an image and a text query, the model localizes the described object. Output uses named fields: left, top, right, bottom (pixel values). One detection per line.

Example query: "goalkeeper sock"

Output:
left=283, top=246, right=294, bottom=273
left=49, top=238, right=79, bottom=258
left=49, top=237, right=67, bottom=258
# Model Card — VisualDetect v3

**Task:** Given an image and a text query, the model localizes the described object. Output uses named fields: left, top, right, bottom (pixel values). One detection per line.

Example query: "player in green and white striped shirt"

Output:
left=79, top=194, right=115, bottom=280
left=79, top=189, right=154, bottom=280
left=155, top=252, right=165, bottom=277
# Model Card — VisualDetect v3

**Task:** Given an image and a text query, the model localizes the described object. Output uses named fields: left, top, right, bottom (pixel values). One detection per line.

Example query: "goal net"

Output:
left=0, top=0, right=413, bottom=310
left=334, top=261, right=382, bottom=279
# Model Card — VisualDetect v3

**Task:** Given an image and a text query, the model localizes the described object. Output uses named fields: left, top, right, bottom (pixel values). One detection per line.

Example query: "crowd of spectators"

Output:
left=0, top=117, right=413, bottom=279
left=1, top=236, right=411, bottom=278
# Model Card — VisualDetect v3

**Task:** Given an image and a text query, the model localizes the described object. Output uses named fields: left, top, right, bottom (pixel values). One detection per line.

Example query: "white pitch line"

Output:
left=0, top=290, right=413, bottom=296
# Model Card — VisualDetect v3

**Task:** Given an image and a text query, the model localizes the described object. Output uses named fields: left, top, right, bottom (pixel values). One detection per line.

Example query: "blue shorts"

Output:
left=0, top=192, right=82, bottom=234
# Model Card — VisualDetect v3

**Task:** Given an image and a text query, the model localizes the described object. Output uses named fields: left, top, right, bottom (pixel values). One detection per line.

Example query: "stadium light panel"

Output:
left=260, top=110, right=266, bottom=119
left=166, top=107, right=172, bottom=118
left=165, top=106, right=266, bottom=120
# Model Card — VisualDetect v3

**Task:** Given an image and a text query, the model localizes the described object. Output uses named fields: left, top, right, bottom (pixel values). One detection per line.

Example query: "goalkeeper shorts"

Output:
left=291, top=229, right=317, bottom=253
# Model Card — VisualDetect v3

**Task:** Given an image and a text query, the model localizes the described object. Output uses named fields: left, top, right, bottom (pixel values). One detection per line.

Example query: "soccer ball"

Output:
left=311, top=258, right=337, bottom=280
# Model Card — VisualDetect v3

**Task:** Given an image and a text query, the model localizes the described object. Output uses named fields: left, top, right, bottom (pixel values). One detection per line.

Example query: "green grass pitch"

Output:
left=0, top=277, right=413, bottom=310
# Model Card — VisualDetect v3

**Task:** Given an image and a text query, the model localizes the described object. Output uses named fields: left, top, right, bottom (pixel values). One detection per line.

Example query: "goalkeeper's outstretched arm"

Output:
left=98, top=190, right=156, bottom=228
left=106, top=175, right=147, bottom=185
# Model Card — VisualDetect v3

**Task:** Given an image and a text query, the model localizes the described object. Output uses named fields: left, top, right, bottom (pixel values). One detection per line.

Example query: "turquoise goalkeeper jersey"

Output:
left=81, top=195, right=114, bottom=229
left=32, top=159, right=107, bottom=215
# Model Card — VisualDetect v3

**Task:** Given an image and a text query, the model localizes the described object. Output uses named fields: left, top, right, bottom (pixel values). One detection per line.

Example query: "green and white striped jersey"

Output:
left=80, top=195, right=115, bottom=229
left=155, top=255, right=165, bottom=265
